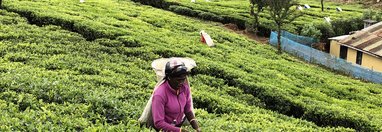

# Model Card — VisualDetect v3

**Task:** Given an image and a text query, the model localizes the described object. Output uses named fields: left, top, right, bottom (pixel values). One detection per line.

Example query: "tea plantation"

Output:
left=0, top=0, right=381, bottom=131
left=137, top=0, right=370, bottom=39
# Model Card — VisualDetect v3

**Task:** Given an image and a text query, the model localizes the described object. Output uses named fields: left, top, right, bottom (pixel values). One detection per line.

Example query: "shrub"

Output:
left=362, top=9, right=375, bottom=20
left=331, top=17, right=363, bottom=36
left=301, top=23, right=322, bottom=40
left=199, top=12, right=223, bottom=22
left=131, top=0, right=170, bottom=8
left=376, top=11, right=382, bottom=22
left=169, top=5, right=196, bottom=17
left=95, top=38, right=123, bottom=47
left=313, top=22, right=335, bottom=41
left=116, top=36, right=141, bottom=47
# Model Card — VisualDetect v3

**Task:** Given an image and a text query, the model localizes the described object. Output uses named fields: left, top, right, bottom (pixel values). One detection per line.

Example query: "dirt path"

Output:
left=223, top=23, right=269, bottom=44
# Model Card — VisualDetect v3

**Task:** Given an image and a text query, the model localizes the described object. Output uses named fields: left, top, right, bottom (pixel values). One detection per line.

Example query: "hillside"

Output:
left=331, top=0, right=382, bottom=8
left=0, top=0, right=382, bottom=131
left=134, top=0, right=372, bottom=40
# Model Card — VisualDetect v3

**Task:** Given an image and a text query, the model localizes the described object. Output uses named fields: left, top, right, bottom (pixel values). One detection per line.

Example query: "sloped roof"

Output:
left=338, top=21, right=382, bottom=58
left=329, top=35, right=349, bottom=41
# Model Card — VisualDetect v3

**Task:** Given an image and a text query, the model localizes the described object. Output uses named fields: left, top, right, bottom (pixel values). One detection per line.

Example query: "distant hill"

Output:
left=330, top=0, right=382, bottom=8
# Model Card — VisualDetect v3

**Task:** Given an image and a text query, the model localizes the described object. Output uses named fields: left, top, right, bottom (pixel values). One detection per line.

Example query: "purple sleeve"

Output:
left=184, top=85, right=192, bottom=114
left=152, top=95, right=181, bottom=132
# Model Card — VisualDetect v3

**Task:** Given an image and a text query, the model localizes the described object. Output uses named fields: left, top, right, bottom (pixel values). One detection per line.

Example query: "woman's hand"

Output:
left=185, top=111, right=201, bottom=132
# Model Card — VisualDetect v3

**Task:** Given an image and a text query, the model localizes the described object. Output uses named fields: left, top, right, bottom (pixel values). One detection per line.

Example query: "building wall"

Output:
left=330, top=40, right=382, bottom=72
left=330, top=41, right=340, bottom=57
left=347, top=48, right=357, bottom=64
left=362, top=54, right=382, bottom=72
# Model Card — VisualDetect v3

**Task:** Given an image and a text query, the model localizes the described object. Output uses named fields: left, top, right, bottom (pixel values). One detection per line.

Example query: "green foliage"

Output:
left=131, top=0, right=170, bottom=8
left=199, top=12, right=224, bottom=22
left=169, top=5, right=199, bottom=17
left=0, top=0, right=381, bottom=131
left=377, top=11, right=382, bottom=22
left=249, top=0, right=266, bottom=32
left=144, top=0, right=367, bottom=39
left=94, top=38, right=124, bottom=47
left=169, top=5, right=224, bottom=23
left=116, top=36, right=142, bottom=47
left=267, top=0, right=301, bottom=53
left=362, top=9, right=382, bottom=22
left=313, top=22, right=335, bottom=41
left=363, top=9, right=376, bottom=20
left=301, top=23, right=322, bottom=40
left=331, top=17, right=363, bottom=36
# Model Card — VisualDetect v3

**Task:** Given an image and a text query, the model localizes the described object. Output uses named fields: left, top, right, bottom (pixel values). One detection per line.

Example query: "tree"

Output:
left=249, top=0, right=267, bottom=33
left=0, top=0, right=2, bottom=9
left=266, top=0, right=301, bottom=53
left=321, top=0, right=324, bottom=11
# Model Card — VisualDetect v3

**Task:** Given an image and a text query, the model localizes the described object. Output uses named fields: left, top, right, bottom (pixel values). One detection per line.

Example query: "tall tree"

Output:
left=0, top=0, right=2, bottom=9
left=249, top=0, right=266, bottom=33
left=266, top=0, right=301, bottom=53
left=321, top=0, right=324, bottom=11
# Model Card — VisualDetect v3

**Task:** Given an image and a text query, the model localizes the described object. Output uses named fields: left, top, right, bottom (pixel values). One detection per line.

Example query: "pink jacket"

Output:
left=152, top=80, right=192, bottom=132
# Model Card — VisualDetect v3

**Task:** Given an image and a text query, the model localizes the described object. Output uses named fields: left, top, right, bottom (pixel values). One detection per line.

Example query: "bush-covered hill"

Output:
left=133, top=0, right=378, bottom=40
left=1, top=0, right=382, bottom=131
left=0, top=8, right=348, bottom=132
